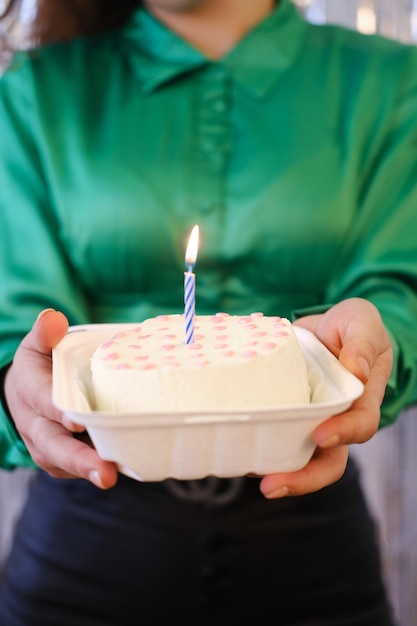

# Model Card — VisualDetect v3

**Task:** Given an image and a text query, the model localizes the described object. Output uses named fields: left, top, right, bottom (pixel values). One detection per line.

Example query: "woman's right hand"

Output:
left=4, top=309, right=118, bottom=488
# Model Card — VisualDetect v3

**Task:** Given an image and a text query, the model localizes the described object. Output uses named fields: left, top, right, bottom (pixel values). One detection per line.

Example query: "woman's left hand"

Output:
left=259, top=297, right=393, bottom=499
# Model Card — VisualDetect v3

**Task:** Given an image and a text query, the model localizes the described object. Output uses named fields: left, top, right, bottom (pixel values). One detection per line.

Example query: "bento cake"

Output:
left=90, top=313, right=311, bottom=413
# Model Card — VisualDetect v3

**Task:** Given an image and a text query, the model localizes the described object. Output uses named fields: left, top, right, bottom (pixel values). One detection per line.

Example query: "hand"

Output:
left=4, top=309, right=118, bottom=489
left=259, top=297, right=393, bottom=499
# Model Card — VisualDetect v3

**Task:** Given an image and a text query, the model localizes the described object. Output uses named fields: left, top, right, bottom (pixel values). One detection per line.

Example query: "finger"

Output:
left=13, top=309, right=70, bottom=425
left=35, top=310, right=85, bottom=429
left=295, top=299, right=393, bottom=384
left=313, top=404, right=379, bottom=450
left=24, top=308, right=69, bottom=355
left=293, top=320, right=374, bottom=383
left=28, top=414, right=119, bottom=488
left=313, top=350, right=392, bottom=450
left=259, top=445, right=349, bottom=498
left=337, top=336, right=392, bottom=385
left=315, top=395, right=380, bottom=449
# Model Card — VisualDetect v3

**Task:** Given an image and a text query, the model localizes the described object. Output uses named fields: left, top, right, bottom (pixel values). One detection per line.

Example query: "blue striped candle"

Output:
left=184, top=225, right=199, bottom=344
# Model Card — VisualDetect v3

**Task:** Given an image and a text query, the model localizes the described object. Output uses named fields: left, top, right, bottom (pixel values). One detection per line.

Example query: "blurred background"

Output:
left=294, top=0, right=417, bottom=42
left=1, top=1, right=417, bottom=624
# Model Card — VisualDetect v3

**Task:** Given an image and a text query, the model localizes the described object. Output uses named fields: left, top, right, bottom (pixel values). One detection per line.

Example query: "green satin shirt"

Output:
left=1, top=0, right=417, bottom=469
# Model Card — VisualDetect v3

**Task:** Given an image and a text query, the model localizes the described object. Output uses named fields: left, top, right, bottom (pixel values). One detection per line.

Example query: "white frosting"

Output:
left=90, top=313, right=311, bottom=413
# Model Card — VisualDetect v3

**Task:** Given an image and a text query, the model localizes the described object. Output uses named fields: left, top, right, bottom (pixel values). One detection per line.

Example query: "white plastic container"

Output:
left=52, top=324, right=364, bottom=481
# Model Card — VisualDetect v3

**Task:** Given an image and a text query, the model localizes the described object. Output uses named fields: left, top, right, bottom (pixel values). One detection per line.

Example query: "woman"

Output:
left=1, top=0, right=417, bottom=624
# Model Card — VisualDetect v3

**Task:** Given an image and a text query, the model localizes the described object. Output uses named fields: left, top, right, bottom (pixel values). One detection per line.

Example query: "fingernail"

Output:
left=62, top=417, right=77, bottom=430
left=317, top=434, right=341, bottom=448
left=63, top=416, right=85, bottom=432
left=36, top=308, right=55, bottom=321
left=89, top=470, right=106, bottom=489
left=356, top=356, right=370, bottom=380
left=265, top=486, right=290, bottom=499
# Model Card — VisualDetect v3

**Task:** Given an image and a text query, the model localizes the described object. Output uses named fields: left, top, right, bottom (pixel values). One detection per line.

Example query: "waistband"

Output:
left=163, top=455, right=360, bottom=507
left=164, top=477, right=246, bottom=507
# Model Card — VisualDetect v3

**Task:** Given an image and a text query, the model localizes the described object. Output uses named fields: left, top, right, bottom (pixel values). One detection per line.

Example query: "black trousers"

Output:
left=0, top=458, right=395, bottom=626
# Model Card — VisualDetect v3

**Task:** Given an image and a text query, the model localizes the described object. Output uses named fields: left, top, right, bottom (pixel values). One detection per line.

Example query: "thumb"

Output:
left=25, top=308, right=69, bottom=355
left=338, top=337, right=374, bottom=384
left=6, top=309, right=70, bottom=429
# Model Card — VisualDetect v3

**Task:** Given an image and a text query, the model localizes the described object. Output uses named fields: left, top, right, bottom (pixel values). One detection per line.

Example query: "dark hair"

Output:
left=1, top=0, right=139, bottom=62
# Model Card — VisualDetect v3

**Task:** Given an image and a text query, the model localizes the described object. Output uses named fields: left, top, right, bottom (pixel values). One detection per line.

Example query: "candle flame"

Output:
left=185, top=224, right=199, bottom=268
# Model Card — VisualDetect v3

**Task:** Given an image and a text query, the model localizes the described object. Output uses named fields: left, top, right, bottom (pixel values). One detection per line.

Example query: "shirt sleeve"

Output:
left=0, top=58, right=89, bottom=469
left=0, top=364, right=37, bottom=470
left=323, top=48, right=417, bottom=427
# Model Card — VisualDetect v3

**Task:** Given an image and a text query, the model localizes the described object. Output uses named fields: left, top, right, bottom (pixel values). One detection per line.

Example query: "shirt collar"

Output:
left=120, top=0, right=307, bottom=97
